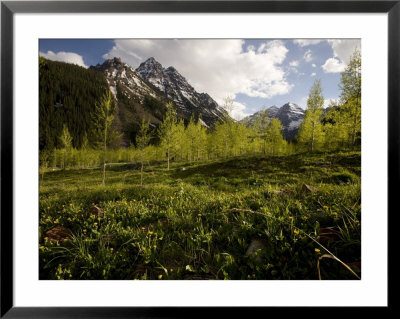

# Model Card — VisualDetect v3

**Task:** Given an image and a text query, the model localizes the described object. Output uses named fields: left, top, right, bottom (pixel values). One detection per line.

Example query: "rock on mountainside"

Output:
left=91, top=57, right=229, bottom=144
left=136, top=57, right=228, bottom=126
left=242, top=102, right=305, bottom=140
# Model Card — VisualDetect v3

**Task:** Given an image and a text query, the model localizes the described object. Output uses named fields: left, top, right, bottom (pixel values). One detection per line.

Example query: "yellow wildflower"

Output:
left=198, top=214, right=202, bottom=217
left=110, top=248, right=114, bottom=252
left=153, top=245, right=157, bottom=249
left=54, top=219, right=59, bottom=224
left=39, top=246, right=45, bottom=251
left=148, top=231, right=153, bottom=235
left=94, top=222, right=98, bottom=226
left=69, top=203, right=73, bottom=207
left=293, top=229, right=299, bottom=235
left=315, top=248, right=321, bottom=253
left=44, top=237, right=48, bottom=241
left=323, top=206, right=329, bottom=210
left=158, top=274, right=163, bottom=280
left=289, top=216, right=294, bottom=221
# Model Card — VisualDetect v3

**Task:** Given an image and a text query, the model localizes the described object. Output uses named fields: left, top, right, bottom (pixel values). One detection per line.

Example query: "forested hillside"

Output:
left=39, top=57, right=112, bottom=150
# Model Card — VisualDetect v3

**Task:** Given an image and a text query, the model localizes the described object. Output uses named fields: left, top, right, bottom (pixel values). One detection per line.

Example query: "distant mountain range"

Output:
left=40, top=56, right=311, bottom=149
left=241, top=102, right=305, bottom=140
left=91, top=57, right=227, bottom=136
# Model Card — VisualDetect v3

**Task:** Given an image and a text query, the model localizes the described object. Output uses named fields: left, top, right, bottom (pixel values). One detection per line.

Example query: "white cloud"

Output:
left=227, top=101, right=251, bottom=121
left=322, top=39, right=360, bottom=73
left=322, top=57, right=347, bottom=73
left=303, top=49, right=312, bottom=62
left=294, top=39, right=323, bottom=47
left=311, top=72, right=316, bottom=77
left=327, top=39, right=360, bottom=64
left=102, top=39, right=293, bottom=107
left=289, top=60, right=299, bottom=67
left=312, top=63, right=316, bottom=68
left=39, top=50, right=87, bottom=68
left=324, top=98, right=339, bottom=108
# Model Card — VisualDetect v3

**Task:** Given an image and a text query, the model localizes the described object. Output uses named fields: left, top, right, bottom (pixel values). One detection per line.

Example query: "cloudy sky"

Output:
left=40, top=38, right=360, bottom=120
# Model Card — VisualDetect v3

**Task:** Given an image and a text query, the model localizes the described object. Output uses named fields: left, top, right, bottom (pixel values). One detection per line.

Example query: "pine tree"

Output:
left=339, top=49, right=361, bottom=148
left=136, top=119, right=152, bottom=186
left=59, top=124, right=73, bottom=169
left=298, top=79, right=324, bottom=152
left=158, top=102, right=179, bottom=170
left=91, top=90, right=118, bottom=184
left=252, top=108, right=269, bottom=154
left=265, top=118, right=286, bottom=155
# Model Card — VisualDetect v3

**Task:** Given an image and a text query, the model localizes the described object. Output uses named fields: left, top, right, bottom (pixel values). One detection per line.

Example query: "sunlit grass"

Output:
left=39, top=151, right=361, bottom=280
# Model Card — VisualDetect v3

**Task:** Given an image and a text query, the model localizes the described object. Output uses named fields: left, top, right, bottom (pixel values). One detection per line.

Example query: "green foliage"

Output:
left=39, top=58, right=110, bottom=150
left=39, top=151, right=361, bottom=280
left=297, top=79, right=325, bottom=152
left=158, top=102, right=180, bottom=170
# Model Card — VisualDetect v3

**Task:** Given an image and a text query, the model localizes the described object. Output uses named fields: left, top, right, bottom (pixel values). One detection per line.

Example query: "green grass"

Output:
left=39, top=151, right=361, bottom=280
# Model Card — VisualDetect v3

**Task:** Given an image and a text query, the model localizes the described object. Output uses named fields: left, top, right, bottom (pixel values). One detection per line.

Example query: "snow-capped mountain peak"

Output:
left=136, top=57, right=228, bottom=125
left=241, top=102, right=305, bottom=140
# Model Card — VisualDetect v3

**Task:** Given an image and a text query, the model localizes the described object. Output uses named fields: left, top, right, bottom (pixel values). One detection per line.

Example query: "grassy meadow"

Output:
left=39, top=151, right=361, bottom=280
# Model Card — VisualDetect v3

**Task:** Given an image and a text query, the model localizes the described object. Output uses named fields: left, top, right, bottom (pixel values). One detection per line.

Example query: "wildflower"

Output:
left=142, top=247, right=146, bottom=251
left=315, top=248, right=321, bottom=253
left=69, top=203, right=73, bottom=207
left=323, top=206, right=329, bottom=210
left=289, top=216, right=294, bottom=221
left=158, top=274, right=163, bottom=279
left=332, top=212, right=338, bottom=216
left=54, top=219, right=59, bottom=224
left=170, top=268, right=174, bottom=273
left=45, top=218, right=50, bottom=222
left=63, top=238, right=68, bottom=242
left=293, top=229, right=300, bottom=235
left=39, top=246, right=45, bottom=251
left=141, top=227, right=145, bottom=230
left=69, top=274, right=72, bottom=278
left=148, top=231, right=153, bottom=235
left=110, top=248, right=114, bottom=252
left=198, top=214, right=202, bottom=217
left=44, top=237, right=48, bottom=241
left=97, top=217, right=101, bottom=221
left=94, top=222, right=98, bottom=227
left=47, top=207, right=50, bottom=210
left=83, top=229, right=87, bottom=233
left=67, top=217, right=72, bottom=221
left=153, top=245, right=157, bottom=249
left=90, top=214, right=95, bottom=219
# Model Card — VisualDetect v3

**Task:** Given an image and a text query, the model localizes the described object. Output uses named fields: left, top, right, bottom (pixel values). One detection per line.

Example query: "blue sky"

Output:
left=40, top=38, right=360, bottom=119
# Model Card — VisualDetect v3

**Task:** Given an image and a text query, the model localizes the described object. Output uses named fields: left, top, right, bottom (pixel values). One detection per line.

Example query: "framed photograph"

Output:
left=1, top=0, right=397, bottom=317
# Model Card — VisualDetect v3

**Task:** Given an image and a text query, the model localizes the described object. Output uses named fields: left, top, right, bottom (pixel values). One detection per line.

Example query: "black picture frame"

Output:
left=1, top=0, right=397, bottom=317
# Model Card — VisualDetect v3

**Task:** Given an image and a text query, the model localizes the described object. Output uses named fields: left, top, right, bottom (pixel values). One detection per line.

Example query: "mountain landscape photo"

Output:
left=39, top=39, right=361, bottom=280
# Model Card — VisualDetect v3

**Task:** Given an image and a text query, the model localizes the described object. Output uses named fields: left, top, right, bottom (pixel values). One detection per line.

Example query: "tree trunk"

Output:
left=311, top=121, right=315, bottom=152
left=140, top=161, right=143, bottom=186
left=167, top=150, right=170, bottom=170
